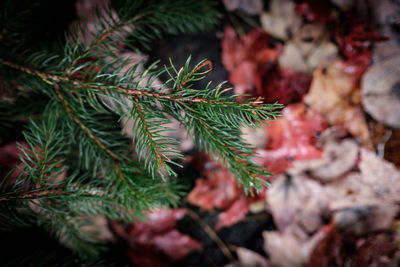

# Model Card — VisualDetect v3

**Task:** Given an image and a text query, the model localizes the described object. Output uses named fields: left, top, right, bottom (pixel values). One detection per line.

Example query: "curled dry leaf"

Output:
left=71, top=0, right=122, bottom=47
left=263, top=227, right=326, bottom=267
left=304, top=61, right=371, bottom=146
left=323, top=149, right=400, bottom=234
left=260, top=0, right=301, bottom=40
left=293, top=138, right=359, bottom=182
left=367, top=0, right=400, bottom=62
left=241, top=126, right=268, bottom=149
left=279, top=39, right=338, bottom=73
left=222, top=0, right=239, bottom=12
left=187, top=165, right=252, bottom=229
left=266, top=174, right=328, bottom=234
left=358, top=148, right=400, bottom=201
left=333, top=204, right=399, bottom=235
left=0, top=142, right=27, bottom=182
left=361, top=55, right=400, bottom=128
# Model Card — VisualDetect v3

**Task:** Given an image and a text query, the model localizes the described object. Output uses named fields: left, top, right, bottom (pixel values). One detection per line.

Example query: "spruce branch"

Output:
left=0, top=0, right=282, bottom=260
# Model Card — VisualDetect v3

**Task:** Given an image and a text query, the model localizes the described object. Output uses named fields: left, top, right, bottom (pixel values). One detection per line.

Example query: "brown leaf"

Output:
left=260, top=0, right=301, bottom=40
left=304, top=61, right=371, bottom=147
left=309, top=223, right=400, bottom=267
left=241, top=126, right=268, bottom=149
left=279, top=24, right=338, bottom=73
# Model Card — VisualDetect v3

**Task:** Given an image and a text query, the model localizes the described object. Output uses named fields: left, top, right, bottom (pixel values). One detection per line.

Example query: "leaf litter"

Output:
left=32, top=0, right=399, bottom=265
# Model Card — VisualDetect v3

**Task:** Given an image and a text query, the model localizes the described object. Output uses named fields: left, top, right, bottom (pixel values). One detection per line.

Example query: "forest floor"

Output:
left=110, top=1, right=400, bottom=266
left=1, top=0, right=399, bottom=266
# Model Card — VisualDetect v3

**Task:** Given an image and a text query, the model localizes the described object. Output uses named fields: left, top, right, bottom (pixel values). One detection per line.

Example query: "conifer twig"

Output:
left=0, top=59, right=268, bottom=107
left=0, top=189, right=89, bottom=202
left=54, top=86, right=147, bottom=200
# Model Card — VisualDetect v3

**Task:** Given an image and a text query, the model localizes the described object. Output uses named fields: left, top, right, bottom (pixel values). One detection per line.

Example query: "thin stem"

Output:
left=0, top=189, right=79, bottom=202
left=176, top=60, right=212, bottom=91
left=186, top=209, right=236, bottom=263
left=54, top=86, right=119, bottom=160
left=54, top=86, right=147, bottom=200
left=133, top=97, right=166, bottom=168
left=0, top=59, right=265, bottom=107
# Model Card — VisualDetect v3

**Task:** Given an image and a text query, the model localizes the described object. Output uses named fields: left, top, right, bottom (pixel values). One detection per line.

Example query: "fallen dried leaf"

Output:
left=304, top=61, right=371, bottom=146
left=295, top=0, right=334, bottom=23
left=263, top=227, right=325, bottom=267
left=334, top=12, right=388, bottom=78
left=124, top=208, right=202, bottom=267
left=323, top=149, right=400, bottom=234
left=187, top=168, right=240, bottom=211
left=223, top=26, right=312, bottom=104
left=266, top=174, right=328, bottom=234
left=215, top=196, right=249, bottom=230
left=293, top=138, right=359, bottom=182
left=309, top=223, right=400, bottom=267
left=254, top=104, right=326, bottom=174
left=361, top=55, right=400, bottom=128
left=241, top=126, right=268, bottom=149
left=260, top=0, right=301, bottom=40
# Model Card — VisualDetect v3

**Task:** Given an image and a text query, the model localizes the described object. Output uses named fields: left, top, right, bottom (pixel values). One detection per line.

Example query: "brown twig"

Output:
left=133, top=97, right=166, bottom=168
left=54, top=86, right=119, bottom=160
left=54, top=86, right=147, bottom=201
left=177, top=60, right=213, bottom=91
left=1, top=60, right=70, bottom=83
left=0, top=189, right=77, bottom=202
left=186, top=209, right=236, bottom=263
left=1, top=59, right=238, bottom=106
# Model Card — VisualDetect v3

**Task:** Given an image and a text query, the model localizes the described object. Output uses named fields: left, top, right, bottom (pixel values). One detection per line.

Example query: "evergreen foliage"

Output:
left=0, top=0, right=281, bottom=260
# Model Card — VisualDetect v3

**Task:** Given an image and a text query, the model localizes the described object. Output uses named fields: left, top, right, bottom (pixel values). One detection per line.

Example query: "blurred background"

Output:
left=1, top=0, right=400, bottom=266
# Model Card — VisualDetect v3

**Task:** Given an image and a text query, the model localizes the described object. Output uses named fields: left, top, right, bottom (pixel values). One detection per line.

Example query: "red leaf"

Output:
left=254, top=103, right=327, bottom=174
left=334, top=13, right=388, bottom=78
left=222, top=26, right=247, bottom=72
left=258, top=67, right=312, bottom=104
left=187, top=168, right=240, bottom=211
left=151, top=230, right=202, bottom=261
left=222, top=26, right=311, bottom=105
left=125, top=208, right=201, bottom=267
left=215, top=195, right=249, bottom=230
left=0, top=142, right=28, bottom=186
left=295, top=0, right=334, bottom=23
